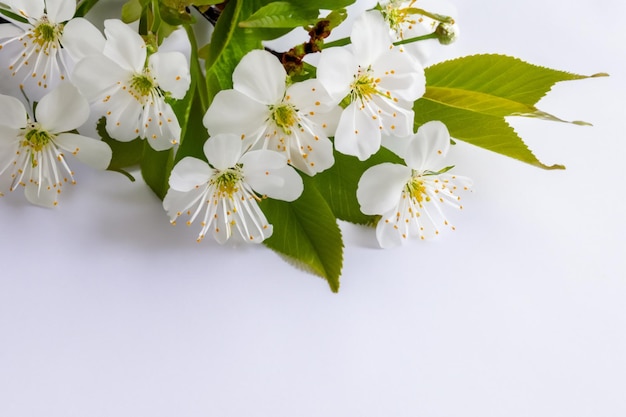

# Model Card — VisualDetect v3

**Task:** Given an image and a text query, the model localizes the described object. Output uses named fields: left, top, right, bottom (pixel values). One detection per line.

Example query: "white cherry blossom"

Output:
left=357, top=121, right=471, bottom=247
left=163, top=133, right=304, bottom=244
left=379, top=0, right=459, bottom=64
left=316, top=10, right=425, bottom=161
left=0, top=82, right=112, bottom=207
left=71, top=19, right=191, bottom=151
left=203, top=49, right=340, bottom=176
left=0, top=0, right=104, bottom=101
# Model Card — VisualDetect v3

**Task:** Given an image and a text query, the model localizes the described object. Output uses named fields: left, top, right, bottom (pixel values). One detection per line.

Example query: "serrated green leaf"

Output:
left=413, top=98, right=565, bottom=170
left=313, top=147, right=403, bottom=225
left=239, top=2, right=319, bottom=29
left=417, top=54, right=606, bottom=169
left=261, top=177, right=343, bottom=292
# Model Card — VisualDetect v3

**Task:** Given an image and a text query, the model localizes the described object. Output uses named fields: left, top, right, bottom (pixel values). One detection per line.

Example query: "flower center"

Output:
left=212, top=167, right=243, bottom=198
left=22, top=123, right=53, bottom=152
left=270, top=103, right=298, bottom=135
left=130, top=72, right=156, bottom=98
left=350, top=66, right=383, bottom=104
left=382, top=0, right=419, bottom=36
left=32, top=17, right=63, bottom=47
left=20, top=123, right=54, bottom=167
left=405, top=174, right=429, bottom=205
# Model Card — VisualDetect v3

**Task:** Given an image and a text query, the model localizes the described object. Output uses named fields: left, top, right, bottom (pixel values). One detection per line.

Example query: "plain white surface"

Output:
left=1, top=1, right=625, bottom=416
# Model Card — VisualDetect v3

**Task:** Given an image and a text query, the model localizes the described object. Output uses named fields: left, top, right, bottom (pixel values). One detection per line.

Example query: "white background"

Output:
left=1, top=0, right=625, bottom=416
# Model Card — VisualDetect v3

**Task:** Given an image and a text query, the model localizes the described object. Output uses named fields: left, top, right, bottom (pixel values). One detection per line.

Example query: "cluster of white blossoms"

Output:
left=167, top=8, right=468, bottom=247
left=0, top=0, right=191, bottom=206
left=0, top=0, right=469, bottom=248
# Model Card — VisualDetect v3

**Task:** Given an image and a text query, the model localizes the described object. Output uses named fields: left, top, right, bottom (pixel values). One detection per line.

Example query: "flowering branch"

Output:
left=0, top=0, right=604, bottom=291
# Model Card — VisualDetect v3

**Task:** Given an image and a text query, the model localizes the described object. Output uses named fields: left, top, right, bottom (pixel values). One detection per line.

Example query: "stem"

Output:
left=321, top=36, right=350, bottom=49
left=406, top=7, right=455, bottom=24
left=150, top=0, right=162, bottom=34
left=393, top=32, right=438, bottom=46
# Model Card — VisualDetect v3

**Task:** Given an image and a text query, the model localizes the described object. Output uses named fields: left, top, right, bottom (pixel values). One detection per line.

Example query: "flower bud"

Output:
left=435, top=21, right=459, bottom=45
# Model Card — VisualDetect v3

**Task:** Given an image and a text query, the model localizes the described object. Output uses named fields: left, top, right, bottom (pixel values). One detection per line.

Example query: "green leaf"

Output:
left=173, top=89, right=209, bottom=163
left=414, top=99, right=565, bottom=169
left=312, top=147, right=403, bottom=225
left=205, top=0, right=280, bottom=98
left=288, top=0, right=355, bottom=9
left=261, top=177, right=343, bottom=292
left=96, top=117, right=143, bottom=172
left=239, top=2, right=319, bottom=28
left=417, top=54, right=607, bottom=169
left=141, top=144, right=175, bottom=200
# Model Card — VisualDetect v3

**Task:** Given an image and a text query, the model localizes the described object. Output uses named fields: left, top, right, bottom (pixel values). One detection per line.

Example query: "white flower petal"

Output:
left=104, top=90, right=143, bottom=141
left=371, top=95, right=415, bottom=138
left=381, top=134, right=411, bottom=159
left=54, top=133, right=112, bottom=170
left=286, top=79, right=337, bottom=112
left=0, top=23, right=24, bottom=39
left=45, top=0, right=76, bottom=23
left=334, top=102, right=382, bottom=160
left=141, top=99, right=180, bottom=150
left=203, top=133, right=243, bottom=170
left=159, top=28, right=191, bottom=65
left=163, top=188, right=196, bottom=222
left=168, top=157, right=212, bottom=192
left=351, top=11, right=393, bottom=65
left=405, top=121, right=450, bottom=170
left=62, top=18, right=105, bottom=62
left=230, top=191, right=273, bottom=243
left=241, top=149, right=303, bottom=202
left=36, top=83, right=89, bottom=133
left=3, top=0, right=43, bottom=20
left=71, top=55, right=129, bottom=100
left=203, top=89, right=268, bottom=138
left=316, top=47, right=356, bottom=101
left=24, top=182, right=58, bottom=208
left=149, top=51, right=190, bottom=99
left=103, top=19, right=146, bottom=72
left=374, top=48, right=425, bottom=102
left=0, top=94, right=27, bottom=129
left=357, top=162, right=411, bottom=215
left=232, top=49, right=286, bottom=104
left=376, top=214, right=405, bottom=248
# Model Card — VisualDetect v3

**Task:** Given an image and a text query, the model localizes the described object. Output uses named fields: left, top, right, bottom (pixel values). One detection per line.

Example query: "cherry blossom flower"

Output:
left=379, top=0, right=458, bottom=64
left=71, top=19, right=191, bottom=151
left=163, top=133, right=303, bottom=244
left=0, top=82, right=112, bottom=207
left=0, top=0, right=104, bottom=101
left=357, top=121, right=471, bottom=247
left=316, top=10, right=425, bottom=161
left=203, top=49, right=340, bottom=176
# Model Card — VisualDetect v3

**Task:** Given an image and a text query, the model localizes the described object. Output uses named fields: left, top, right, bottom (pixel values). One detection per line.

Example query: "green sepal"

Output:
left=261, top=176, right=343, bottom=293
left=312, top=146, right=403, bottom=225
